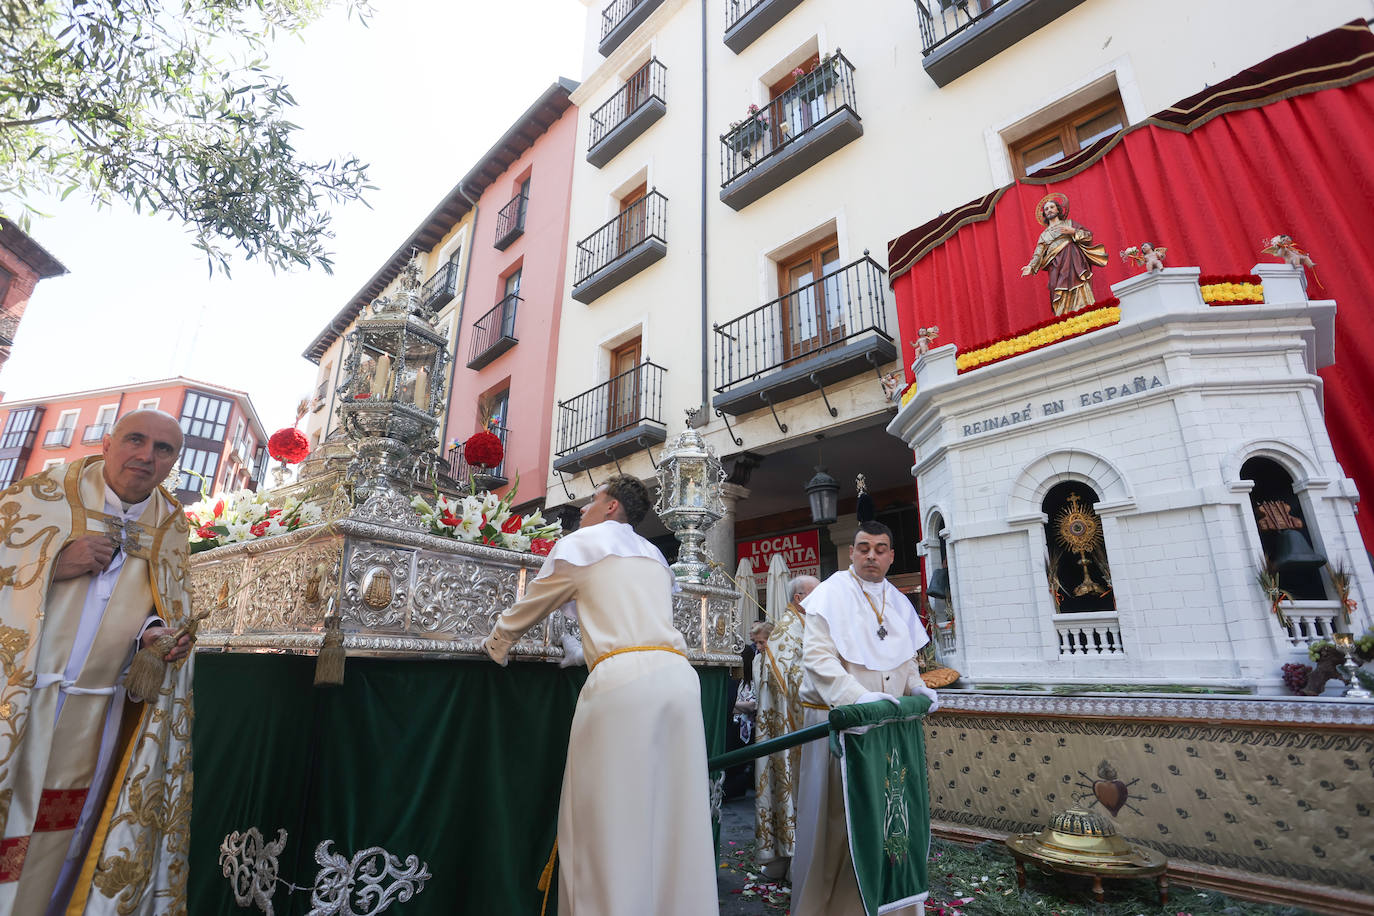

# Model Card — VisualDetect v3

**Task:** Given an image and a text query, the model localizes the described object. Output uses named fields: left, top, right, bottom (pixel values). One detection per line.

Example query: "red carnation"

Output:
left=463, top=430, right=504, bottom=469
left=531, top=538, right=556, bottom=556
left=501, top=514, right=523, bottom=534
left=268, top=427, right=311, bottom=465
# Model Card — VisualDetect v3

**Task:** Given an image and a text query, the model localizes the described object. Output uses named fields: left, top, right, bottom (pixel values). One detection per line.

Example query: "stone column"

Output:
left=705, top=482, right=750, bottom=574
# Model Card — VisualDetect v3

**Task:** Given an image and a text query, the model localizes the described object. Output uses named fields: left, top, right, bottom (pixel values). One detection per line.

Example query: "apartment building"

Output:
left=548, top=0, right=1372, bottom=588
left=0, top=377, right=268, bottom=504
left=0, top=217, right=67, bottom=375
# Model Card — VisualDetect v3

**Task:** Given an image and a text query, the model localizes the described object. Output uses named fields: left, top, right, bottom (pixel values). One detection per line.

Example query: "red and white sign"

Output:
left=736, top=530, right=821, bottom=580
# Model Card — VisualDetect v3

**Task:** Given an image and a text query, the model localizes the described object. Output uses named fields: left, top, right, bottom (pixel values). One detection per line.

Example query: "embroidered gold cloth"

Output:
left=753, top=600, right=804, bottom=868
left=0, top=457, right=193, bottom=914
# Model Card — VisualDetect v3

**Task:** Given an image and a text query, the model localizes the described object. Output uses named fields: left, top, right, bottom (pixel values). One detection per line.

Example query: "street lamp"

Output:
left=806, top=466, right=840, bottom=578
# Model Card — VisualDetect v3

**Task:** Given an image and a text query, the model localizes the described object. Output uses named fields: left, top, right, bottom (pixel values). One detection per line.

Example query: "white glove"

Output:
left=559, top=633, right=585, bottom=669
left=906, top=678, right=941, bottom=712
left=856, top=691, right=900, bottom=707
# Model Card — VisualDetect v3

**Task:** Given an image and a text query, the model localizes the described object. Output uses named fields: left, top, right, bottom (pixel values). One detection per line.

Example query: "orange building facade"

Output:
left=0, top=217, right=67, bottom=375
left=0, top=376, right=268, bottom=505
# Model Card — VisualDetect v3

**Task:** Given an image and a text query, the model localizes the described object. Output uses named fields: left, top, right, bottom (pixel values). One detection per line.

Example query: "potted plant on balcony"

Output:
left=795, top=55, right=839, bottom=103
left=724, top=104, right=769, bottom=156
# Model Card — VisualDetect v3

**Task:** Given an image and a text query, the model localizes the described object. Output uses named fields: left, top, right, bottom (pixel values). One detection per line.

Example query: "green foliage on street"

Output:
left=0, top=0, right=372, bottom=274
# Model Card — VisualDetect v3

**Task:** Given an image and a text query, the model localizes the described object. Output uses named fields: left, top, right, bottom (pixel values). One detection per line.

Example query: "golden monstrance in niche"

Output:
left=1055, top=492, right=1105, bottom=597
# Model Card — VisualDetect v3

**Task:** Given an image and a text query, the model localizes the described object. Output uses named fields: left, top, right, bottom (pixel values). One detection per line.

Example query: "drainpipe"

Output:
left=691, top=0, right=709, bottom=429
left=442, top=183, right=481, bottom=449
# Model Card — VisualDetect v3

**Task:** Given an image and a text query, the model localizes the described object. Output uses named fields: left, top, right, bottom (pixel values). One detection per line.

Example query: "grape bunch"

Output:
left=1281, top=662, right=1311, bottom=694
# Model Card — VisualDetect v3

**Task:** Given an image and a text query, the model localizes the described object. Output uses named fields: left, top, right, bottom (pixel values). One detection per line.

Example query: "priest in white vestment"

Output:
left=484, top=475, right=718, bottom=916
left=752, top=569, right=816, bottom=879
left=0, top=409, right=194, bottom=915
left=792, top=521, right=938, bottom=916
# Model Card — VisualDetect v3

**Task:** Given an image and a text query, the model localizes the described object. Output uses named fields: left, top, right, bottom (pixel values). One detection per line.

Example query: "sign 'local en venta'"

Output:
left=737, top=530, right=821, bottom=578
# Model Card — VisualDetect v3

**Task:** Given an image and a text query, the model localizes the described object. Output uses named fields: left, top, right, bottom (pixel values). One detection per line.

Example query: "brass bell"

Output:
left=1271, top=528, right=1325, bottom=572
left=926, top=567, right=950, bottom=601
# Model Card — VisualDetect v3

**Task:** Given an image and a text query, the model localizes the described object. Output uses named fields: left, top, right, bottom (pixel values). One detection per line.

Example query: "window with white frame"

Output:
left=138, top=398, right=160, bottom=410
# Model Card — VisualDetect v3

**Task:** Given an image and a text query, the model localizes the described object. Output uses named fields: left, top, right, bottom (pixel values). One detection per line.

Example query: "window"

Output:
left=56, top=410, right=78, bottom=431
left=1, top=407, right=40, bottom=449
left=138, top=398, right=160, bottom=410
left=1043, top=481, right=1115, bottom=614
left=0, top=458, right=18, bottom=489
left=1242, top=457, right=1326, bottom=600
left=96, top=404, right=117, bottom=426
left=180, top=392, right=231, bottom=440
left=769, top=52, right=828, bottom=145
left=1010, top=93, right=1126, bottom=178
left=177, top=446, right=220, bottom=493
left=517, top=176, right=531, bottom=229
left=231, top=418, right=247, bottom=458
left=777, top=236, right=843, bottom=360
left=616, top=183, right=648, bottom=255
left=608, top=337, right=642, bottom=432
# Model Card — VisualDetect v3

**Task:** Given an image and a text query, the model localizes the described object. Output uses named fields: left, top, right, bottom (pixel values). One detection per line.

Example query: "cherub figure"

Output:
left=1262, top=234, right=1316, bottom=270
left=880, top=371, right=904, bottom=404
left=1120, top=242, right=1167, bottom=274
left=912, top=326, right=940, bottom=356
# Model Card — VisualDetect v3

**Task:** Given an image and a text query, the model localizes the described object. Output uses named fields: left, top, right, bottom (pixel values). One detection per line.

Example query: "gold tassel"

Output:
left=124, top=634, right=174, bottom=700
left=537, top=838, right=558, bottom=916
left=314, top=607, right=345, bottom=687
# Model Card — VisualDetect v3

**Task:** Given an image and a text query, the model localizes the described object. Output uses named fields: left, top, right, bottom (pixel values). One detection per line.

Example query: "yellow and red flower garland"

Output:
left=955, top=299, right=1121, bottom=373
left=1199, top=273, right=1263, bottom=306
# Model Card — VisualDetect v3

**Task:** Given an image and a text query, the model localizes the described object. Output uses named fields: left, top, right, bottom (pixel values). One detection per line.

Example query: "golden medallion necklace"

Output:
left=850, top=570, right=888, bottom=640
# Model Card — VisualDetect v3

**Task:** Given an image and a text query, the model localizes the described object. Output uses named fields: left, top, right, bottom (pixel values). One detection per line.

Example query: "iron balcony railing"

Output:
left=468, top=294, right=520, bottom=367
left=720, top=51, right=857, bottom=187
left=915, top=0, right=1006, bottom=55
left=573, top=190, right=668, bottom=287
left=421, top=260, right=460, bottom=313
left=494, top=192, right=528, bottom=250
left=557, top=361, right=665, bottom=456
left=724, top=0, right=767, bottom=29
left=601, top=0, right=649, bottom=41
left=713, top=255, right=891, bottom=391
left=588, top=59, right=667, bottom=150
left=43, top=427, right=74, bottom=448
left=81, top=423, right=109, bottom=444
left=447, top=425, right=509, bottom=481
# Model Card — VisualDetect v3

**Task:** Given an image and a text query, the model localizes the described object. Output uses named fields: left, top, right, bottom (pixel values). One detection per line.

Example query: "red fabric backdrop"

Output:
left=890, top=78, right=1374, bottom=549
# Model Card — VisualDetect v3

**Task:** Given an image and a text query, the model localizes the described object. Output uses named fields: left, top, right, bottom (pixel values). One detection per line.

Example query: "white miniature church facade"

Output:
left=888, top=264, right=1373, bottom=693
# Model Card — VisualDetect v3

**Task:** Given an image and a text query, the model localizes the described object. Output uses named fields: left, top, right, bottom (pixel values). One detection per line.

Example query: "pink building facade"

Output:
left=445, top=80, right=578, bottom=513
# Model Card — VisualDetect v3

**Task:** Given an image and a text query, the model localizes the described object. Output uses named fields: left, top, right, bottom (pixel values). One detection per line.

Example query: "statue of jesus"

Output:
left=1020, top=192, right=1109, bottom=315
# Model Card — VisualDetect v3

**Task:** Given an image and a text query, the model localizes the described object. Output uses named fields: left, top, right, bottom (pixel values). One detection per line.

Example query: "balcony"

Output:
left=1054, top=611, right=1125, bottom=656
left=713, top=255, right=897, bottom=416
left=312, top=380, right=328, bottom=412
left=553, top=361, right=667, bottom=474
left=43, top=427, right=74, bottom=449
left=587, top=59, right=667, bottom=168
left=719, top=52, right=862, bottom=211
left=599, top=0, right=666, bottom=57
left=467, top=295, right=520, bottom=370
left=421, top=260, right=460, bottom=313
left=724, top=0, right=809, bottom=54
left=493, top=192, right=528, bottom=251
left=571, top=191, right=668, bottom=304
left=447, top=424, right=510, bottom=489
left=81, top=423, right=110, bottom=445
left=915, top=0, right=1087, bottom=88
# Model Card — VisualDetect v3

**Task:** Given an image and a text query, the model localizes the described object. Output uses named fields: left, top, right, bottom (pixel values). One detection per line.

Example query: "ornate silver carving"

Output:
left=350, top=485, right=423, bottom=529
left=307, top=839, right=431, bottom=916
left=938, top=692, right=1374, bottom=726
left=220, top=827, right=288, bottom=916
left=242, top=541, right=342, bottom=633
left=343, top=545, right=412, bottom=629
left=412, top=552, right=522, bottom=638
left=674, top=593, right=704, bottom=652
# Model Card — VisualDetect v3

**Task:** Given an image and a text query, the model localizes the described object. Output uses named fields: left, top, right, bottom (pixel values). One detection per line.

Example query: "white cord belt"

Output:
left=34, top=673, right=120, bottom=696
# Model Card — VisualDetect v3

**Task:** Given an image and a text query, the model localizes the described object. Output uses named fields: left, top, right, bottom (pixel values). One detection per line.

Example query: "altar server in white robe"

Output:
left=484, top=474, right=717, bottom=916
left=793, top=520, right=939, bottom=916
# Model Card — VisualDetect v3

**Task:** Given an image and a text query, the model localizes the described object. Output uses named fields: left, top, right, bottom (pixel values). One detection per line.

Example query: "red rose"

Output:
left=501, top=514, right=523, bottom=534
left=531, top=538, right=555, bottom=556
left=463, top=430, right=504, bottom=469
left=267, top=427, right=310, bottom=465
left=196, top=524, right=218, bottom=539
left=250, top=521, right=269, bottom=537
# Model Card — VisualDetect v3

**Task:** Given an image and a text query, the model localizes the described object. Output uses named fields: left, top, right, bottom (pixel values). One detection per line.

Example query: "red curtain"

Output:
left=890, top=79, right=1374, bottom=548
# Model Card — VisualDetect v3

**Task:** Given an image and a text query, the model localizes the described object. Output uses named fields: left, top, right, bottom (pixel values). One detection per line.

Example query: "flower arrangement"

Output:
left=186, top=489, right=323, bottom=553
left=1199, top=273, right=1263, bottom=306
left=410, top=480, right=562, bottom=554
left=267, top=427, right=310, bottom=464
left=955, top=300, right=1121, bottom=373
left=463, top=429, right=504, bottom=470
left=725, top=102, right=769, bottom=137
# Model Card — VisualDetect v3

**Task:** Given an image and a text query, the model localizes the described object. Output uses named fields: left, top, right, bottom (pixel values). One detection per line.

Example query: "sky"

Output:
left=0, top=0, right=587, bottom=433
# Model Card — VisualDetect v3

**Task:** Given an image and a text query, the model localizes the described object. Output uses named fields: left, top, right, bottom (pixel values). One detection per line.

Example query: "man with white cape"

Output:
left=793, top=520, right=938, bottom=916
left=484, top=475, right=717, bottom=915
